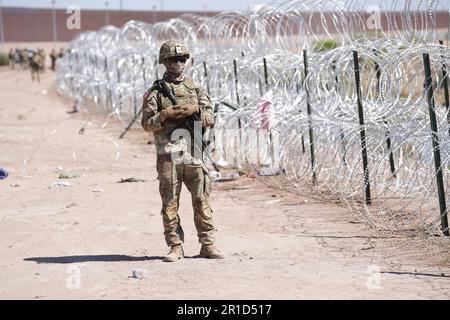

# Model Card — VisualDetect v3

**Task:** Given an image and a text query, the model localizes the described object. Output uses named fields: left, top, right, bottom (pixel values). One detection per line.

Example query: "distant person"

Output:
left=17, top=49, right=23, bottom=67
left=30, top=52, right=42, bottom=82
left=58, top=48, right=65, bottom=58
left=20, top=49, right=28, bottom=69
left=38, top=49, right=46, bottom=72
left=8, top=49, right=15, bottom=69
left=27, top=49, right=34, bottom=70
left=50, top=49, right=58, bottom=71
left=13, top=49, right=21, bottom=67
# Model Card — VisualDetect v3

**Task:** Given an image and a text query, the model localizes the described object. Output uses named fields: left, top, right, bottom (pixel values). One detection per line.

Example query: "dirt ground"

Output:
left=0, top=64, right=449, bottom=300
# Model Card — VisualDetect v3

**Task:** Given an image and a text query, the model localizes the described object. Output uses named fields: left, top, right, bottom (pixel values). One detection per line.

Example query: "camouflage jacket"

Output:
left=141, top=74, right=214, bottom=156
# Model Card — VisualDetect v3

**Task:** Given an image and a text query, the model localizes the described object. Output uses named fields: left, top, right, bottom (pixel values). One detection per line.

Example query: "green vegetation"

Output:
left=313, top=39, right=340, bottom=52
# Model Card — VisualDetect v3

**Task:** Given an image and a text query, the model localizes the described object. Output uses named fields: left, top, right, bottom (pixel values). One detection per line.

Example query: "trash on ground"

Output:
left=211, top=171, right=239, bottom=182
left=231, top=186, right=250, bottom=190
left=0, top=168, right=9, bottom=180
left=58, top=172, right=80, bottom=179
left=265, top=199, right=281, bottom=205
left=92, top=188, right=104, bottom=193
left=65, top=203, right=77, bottom=208
left=258, top=167, right=281, bottom=176
left=237, top=169, right=247, bottom=176
left=50, top=181, right=71, bottom=188
left=210, top=171, right=221, bottom=181
left=118, top=177, right=146, bottom=183
left=216, top=159, right=229, bottom=168
left=130, top=269, right=149, bottom=279
left=245, top=172, right=257, bottom=178
left=78, top=123, right=87, bottom=135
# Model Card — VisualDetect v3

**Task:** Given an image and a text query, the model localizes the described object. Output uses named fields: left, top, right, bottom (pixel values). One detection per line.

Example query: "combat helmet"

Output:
left=158, top=40, right=190, bottom=64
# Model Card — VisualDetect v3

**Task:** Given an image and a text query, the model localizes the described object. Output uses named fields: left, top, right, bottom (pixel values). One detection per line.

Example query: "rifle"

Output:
left=156, top=80, right=220, bottom=172
left=119, top=80, right=163, bottom=139
left=119, top=108, right=143, bottom=139
left=118, top=80, right=168, bottom=139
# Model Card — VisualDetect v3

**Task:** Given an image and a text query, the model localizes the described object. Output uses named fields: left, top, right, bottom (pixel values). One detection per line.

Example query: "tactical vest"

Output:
left=153, top=77, right=200, bottom=112
left=149, top=77, right=201, bottom=135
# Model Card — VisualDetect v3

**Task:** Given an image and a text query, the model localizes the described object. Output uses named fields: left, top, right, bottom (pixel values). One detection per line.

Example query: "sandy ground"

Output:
left=0, top=66, right=450, bottom=300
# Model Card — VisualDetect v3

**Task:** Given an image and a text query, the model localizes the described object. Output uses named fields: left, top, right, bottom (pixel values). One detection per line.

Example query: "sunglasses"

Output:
left=166, top=56, right=188, bottom=64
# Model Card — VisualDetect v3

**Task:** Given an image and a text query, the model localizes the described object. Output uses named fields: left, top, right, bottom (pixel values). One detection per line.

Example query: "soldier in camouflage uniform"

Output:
left=38, top=48, right=46, bottom=72
left=20, top=49, right=29, bottom=69
left=50, top=49, right=58, bottom=71
left=30, top=51, right=42, bottom=82
left=141, top=40, right=225, bottom=262
left=8, top=49, right=15, bottom=69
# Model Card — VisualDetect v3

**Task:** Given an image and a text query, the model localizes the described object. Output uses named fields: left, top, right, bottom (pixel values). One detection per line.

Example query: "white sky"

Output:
left=0, top=0, right=448, bottom=11
left=0, top=0, right=276, bottom=11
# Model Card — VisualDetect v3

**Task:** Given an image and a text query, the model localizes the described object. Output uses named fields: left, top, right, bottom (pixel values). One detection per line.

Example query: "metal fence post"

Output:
left=303, top=49, right=316, bottom=185
left=233, top=58, right=243, bottom=167
left=423, top=52, right=449, bottom=236
left=353, top=50, right=371, bottom=205
left=332, top=61, right=348, bottom=165
left=373, top=50, right=396, bottom=178
left=203, top=61, right=210, bottom=95
left=438, top=40, right=450, bottom=138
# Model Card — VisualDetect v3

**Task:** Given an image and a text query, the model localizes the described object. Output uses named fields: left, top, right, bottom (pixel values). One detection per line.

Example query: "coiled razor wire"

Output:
left=55, top=0, right=450, bottom=238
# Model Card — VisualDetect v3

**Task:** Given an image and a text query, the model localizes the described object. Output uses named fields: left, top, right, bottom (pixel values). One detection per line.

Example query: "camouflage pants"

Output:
left=30, top=66, right=40, bottom=81
left=157, top=155, right=215, bottom=246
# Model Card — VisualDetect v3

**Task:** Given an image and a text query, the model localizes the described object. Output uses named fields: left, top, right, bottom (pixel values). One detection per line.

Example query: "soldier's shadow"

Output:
left=24, top=254, right=203, bottom=264
left=24, top=255, right=165, bottom=264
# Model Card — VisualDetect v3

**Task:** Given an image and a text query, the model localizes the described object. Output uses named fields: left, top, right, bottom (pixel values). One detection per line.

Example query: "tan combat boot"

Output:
left=163, top=244, right=184, bottom=262
left=199, top=244, right=225, bottom=259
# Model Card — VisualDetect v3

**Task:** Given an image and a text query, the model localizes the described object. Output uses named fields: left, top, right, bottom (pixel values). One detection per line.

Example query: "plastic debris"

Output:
left=209, top=171, right=221, bottom=181
left=216, top=159, right=229, bottom=168
left=58, top=173, right=80, bottom=179
left=211, top=172, right=239, bottom=182
left=245, top=172, right=257, bottom=178
left=265, top=199, right=281, bottom=205
left=65, top=203, right=77, bottom=208
left=50, top=181, right=71, bottom=188
left=118, top=177, right=146, bottom=183
left=258, top=167, right=281, bottom=176
left=130, top=269, right=149, bottom=279
left=255, top=90, right=275, bottom=130
left=78, top=124, right=86, bottom=135
left=0, top=168, right=9, bottom=180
